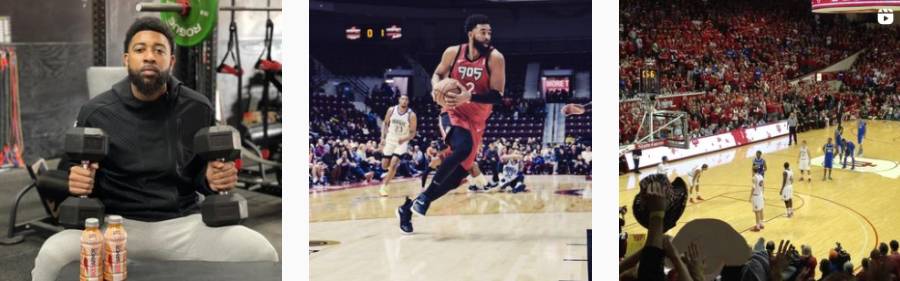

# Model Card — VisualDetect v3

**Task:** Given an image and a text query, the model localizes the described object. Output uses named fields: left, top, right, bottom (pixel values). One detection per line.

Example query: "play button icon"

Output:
left=878, top=9, right=894, bottom=25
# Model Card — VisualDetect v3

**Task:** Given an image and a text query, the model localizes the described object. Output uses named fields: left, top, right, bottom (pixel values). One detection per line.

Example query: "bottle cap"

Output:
left=85, top=218, right=99, bottom=228
left=107, top=215, right=123, bottom=224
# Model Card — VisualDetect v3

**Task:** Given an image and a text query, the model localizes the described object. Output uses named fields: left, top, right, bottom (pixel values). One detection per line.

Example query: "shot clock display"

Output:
left=640, top=59, right=659, bottom=94
left=346, top=25, right=403, bottom=40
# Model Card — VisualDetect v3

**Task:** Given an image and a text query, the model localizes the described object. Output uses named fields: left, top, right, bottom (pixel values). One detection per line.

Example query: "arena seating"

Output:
left=618, top=0, right=900, bottom=145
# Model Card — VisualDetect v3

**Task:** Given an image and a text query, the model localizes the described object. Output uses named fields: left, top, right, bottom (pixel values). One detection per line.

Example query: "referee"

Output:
left=788, top=112, right=798, bottom=145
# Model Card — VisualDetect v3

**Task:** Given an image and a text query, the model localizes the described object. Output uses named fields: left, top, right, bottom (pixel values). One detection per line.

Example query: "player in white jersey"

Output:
left=686, top=164, right=708, bottom=203
left=378, top=95, right=417, bottom=196
left=497, top=158, right=527, bottom=193
left=657, top=156, right=671, bottom=179
left=798, top=140, right=811, bottom=182
left=471, top=152, right=525, bottom=193
left=780, top=162, right=795, bottom=218
left=751, top=173, right=765, bottom=231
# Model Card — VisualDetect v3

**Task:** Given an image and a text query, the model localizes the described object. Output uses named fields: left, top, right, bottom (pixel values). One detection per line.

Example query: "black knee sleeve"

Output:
left=444, top=128, right=473, bottom=163
left=422, top=126, right=474, bottom=201
left=431, top=127, right=473, bottom=185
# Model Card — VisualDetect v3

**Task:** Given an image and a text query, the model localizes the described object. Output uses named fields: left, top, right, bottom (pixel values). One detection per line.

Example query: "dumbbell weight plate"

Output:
left=201, top=192, right=248, bottom=227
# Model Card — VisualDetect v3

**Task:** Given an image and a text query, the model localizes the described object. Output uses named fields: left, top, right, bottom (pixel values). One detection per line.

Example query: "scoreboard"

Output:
left=345, top=25, right=403, bottom=41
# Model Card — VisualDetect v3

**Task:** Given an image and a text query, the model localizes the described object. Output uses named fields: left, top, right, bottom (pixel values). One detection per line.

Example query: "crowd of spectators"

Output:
left=309, top=137, right=425, bottom=186
left=839, top=30, right=900, bottom=94
left=621, top=175, right=900, bottom=281
left=475, top=137, right=592, bottom=178
left=545, top=89, right=573, bottom=103
left=619, top=0, right=887, bottom=97
left=620, top=86, right=900, bottom=146
left=618, top=0, right=900, bottom=146
left=309, top=135, right=591, bottom=187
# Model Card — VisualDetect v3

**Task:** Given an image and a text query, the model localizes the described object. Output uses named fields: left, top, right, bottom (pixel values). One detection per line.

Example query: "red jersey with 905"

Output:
left=446, top=43, right=493, bottom=129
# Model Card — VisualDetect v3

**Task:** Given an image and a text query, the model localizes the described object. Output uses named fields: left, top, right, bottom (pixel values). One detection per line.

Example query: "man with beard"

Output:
left=397, top=14, right=506, bottom=233
left=31, top=17, right=278, bottom=281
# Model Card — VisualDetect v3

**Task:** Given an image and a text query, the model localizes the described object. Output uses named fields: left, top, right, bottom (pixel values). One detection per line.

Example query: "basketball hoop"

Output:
left=632, top=105, right=691, bottom=150
left=628, top=59, right=690, bottom=149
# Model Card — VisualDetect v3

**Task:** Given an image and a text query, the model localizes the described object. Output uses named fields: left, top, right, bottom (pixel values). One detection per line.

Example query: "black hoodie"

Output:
left=69, top=77, right=216, bottom=221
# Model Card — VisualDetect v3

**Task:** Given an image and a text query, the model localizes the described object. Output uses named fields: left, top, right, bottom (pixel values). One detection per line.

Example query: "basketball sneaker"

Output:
left=379, top=185, right=388, bottom=197
left=396, top=197, right=414, bottom=234
left=412, top=194, right=431, bottom=216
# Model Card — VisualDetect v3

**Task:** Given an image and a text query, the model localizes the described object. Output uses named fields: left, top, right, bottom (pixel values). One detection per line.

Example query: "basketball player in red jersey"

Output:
left=397, top=14, right=505, bottom=233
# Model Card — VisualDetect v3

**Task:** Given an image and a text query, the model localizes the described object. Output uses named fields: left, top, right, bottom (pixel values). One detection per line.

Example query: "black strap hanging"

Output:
left=253, top=0, right=281, bottom=148
left=255, top=0, right=281, bottom=92
left=258, top=19, right=281, bottom=92
left=217, top=0, right=245, bottom=112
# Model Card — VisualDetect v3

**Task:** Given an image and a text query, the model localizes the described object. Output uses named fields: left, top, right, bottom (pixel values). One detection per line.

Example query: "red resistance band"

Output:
left=256, top=60, right=281, bottom=72
left=217, top=64, right=243, bottom=77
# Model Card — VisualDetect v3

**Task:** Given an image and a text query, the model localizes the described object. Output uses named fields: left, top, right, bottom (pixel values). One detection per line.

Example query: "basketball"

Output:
left=433, top=79, right=462, bottom=107
left=444, top=83, right=462, bottom=95
left=432, top=89, right=448, bottom=107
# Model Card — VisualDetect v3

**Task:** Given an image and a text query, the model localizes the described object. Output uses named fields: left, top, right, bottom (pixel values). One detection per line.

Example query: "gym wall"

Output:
left=105, top=0, right=147, bottom=67
left=0, top=0, right=92, bottom=42
left=215, top=0, right=283, bottom=121
left=0, top=0, right=94, bottom=162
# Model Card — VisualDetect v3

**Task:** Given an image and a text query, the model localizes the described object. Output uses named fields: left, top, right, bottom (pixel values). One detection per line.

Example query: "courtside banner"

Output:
left=621, top=92, right=705, bottom=111
left=624, top=121, right=789, bottom=170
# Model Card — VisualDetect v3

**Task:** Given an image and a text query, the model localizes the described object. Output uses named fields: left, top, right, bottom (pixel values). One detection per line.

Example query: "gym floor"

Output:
left=0, top=160, right=282, bottom=281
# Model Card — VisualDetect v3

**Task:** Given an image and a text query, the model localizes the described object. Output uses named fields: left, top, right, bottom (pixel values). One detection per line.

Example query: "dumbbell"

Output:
left=193, top=125, right=248, bottom=227
left=58, top=127, right=108, bottom=229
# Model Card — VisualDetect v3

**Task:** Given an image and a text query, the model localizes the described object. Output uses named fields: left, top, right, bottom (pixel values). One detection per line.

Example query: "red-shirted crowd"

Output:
left=618, top=0, right=900, bottom=146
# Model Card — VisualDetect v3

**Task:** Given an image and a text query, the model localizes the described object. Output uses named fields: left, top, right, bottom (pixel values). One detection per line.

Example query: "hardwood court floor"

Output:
left=620, top=120, right=900, bottom=275
left=310, top=175, right=592, bottom=281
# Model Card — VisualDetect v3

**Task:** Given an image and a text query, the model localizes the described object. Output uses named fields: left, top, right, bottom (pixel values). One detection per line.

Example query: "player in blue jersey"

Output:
left=823, top=138, right=835, bottom=181
left=857, top=119, right=866, bottom=156
left=842, top=139, right=855, bottom=170
left=752, top=151, right=767, bottom=176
